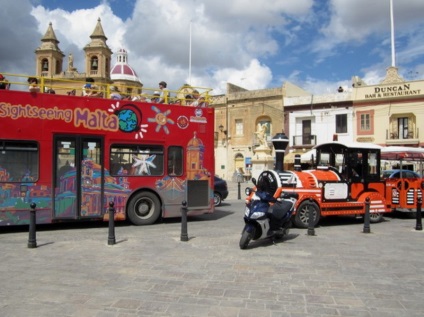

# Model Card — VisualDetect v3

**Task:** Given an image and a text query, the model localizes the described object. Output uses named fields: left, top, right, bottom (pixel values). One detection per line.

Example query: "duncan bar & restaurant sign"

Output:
left=354, top=82, right=424, bottom=100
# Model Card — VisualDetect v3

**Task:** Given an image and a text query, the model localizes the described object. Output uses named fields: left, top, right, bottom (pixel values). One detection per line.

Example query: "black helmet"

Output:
left=159, top=81, right=167, bottom=88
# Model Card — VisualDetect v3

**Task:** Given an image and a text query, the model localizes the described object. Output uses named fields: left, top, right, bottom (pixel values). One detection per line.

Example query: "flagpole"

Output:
left=390, top=0, right=396, bottom=67
left=189, top=20, right=192, bottom=85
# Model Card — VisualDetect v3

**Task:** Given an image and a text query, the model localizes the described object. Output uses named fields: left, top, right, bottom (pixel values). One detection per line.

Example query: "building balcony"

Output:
left=386, top=129, right=419, bottom=145
left=292, top=134, right=317, bottom=148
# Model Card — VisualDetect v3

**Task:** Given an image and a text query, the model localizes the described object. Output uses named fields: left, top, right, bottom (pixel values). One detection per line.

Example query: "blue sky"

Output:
left=1, top=0, right=424, bottom=94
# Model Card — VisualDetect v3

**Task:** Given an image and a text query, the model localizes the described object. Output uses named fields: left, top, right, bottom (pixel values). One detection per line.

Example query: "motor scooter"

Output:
left=239, top=182, right=298, bottom=249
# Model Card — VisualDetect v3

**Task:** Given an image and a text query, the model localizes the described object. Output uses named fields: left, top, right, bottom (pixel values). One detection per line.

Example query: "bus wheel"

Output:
left=127, top=192, right=161, bottom=225
left=369, top=212, right=383, bottom=223
left=293, top=200, right=320, bottom=228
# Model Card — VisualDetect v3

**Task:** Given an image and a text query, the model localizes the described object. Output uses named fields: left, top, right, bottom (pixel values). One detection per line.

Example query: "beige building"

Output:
left=211, top=83, right=285, bottom=181
left=352, top=67, right=424, bottom=148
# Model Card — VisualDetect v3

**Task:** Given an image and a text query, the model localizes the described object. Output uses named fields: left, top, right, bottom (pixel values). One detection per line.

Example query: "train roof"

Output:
left=313, top=142, right=383, bottom=151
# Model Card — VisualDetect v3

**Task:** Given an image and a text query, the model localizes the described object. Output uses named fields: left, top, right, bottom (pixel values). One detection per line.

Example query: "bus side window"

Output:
left=0, top=141, right=39, bottom=183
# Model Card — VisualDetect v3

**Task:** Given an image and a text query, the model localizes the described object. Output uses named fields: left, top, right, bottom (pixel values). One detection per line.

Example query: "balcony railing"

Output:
left=292, top=134, right=317, bottom=147
left=386, top=129, right=419, bottom=145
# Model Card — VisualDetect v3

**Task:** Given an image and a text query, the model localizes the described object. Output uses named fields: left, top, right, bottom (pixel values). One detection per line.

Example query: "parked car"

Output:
left=381, top=169, right=421, bottom=179
left=214, top=176, right=229, bottom=206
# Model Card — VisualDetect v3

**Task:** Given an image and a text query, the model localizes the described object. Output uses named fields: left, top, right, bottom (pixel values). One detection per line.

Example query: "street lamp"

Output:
left=219, top=124, right=227, bottom=135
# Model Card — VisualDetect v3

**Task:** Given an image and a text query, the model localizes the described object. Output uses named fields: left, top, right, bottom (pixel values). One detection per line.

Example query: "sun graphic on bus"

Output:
left=108, top=102, right=148, bottom=139
left=147, top=105, right=175, bottom=134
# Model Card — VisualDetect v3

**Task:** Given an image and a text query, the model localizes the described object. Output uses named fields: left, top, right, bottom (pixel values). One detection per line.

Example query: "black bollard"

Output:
left=180, top=200, right=188, bottom=241
left=363, top=197, right=371, bottom=233
left=307, top=199, right=315, bottom=236
left=28, top=203, right=37, bottom=248
left=108, top=201, right=116, bottom=245
left=237, top=181, right=241, bottom=200
left=415, top=196, right=422, bottom=231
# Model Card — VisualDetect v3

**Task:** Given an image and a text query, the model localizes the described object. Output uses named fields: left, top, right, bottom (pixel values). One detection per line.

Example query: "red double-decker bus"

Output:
left=0, top=85, right=215, bottom=226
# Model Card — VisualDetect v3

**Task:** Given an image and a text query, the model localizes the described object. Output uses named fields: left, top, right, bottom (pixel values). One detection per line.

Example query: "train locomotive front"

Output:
left=251, top=132, right=392, bottom=228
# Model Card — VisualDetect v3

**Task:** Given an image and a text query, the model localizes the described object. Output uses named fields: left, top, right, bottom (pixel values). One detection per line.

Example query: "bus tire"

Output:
left=127, top=191, right=161, bottom=225
left=293, top=200, right=320, bottom=229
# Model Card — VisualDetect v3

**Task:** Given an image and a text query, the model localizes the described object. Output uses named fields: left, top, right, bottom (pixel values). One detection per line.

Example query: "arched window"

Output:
left=91, top=57, right=98, bottom=71
left=42, top=59, right=49, bottom=71
left=234, top=153, right=245, bottom=175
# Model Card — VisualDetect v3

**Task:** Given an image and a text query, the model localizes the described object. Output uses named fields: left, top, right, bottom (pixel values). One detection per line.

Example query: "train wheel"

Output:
left=127, top=191, right=161, bottom=225
left=294, top=200, right=320, bottom=228
left=369, top=212, right=383, bottom=223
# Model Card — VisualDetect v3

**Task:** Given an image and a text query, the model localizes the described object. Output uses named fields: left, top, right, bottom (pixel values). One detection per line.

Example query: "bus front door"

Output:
left=53, top=136, right=104, bottom=220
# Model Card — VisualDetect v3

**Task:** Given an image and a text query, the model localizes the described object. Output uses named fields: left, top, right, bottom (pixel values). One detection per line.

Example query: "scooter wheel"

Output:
left=239, top=229, right=252, bottom=249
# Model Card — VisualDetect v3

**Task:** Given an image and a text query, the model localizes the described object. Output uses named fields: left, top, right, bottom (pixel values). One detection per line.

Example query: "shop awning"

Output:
left=381, top=146, right=424, bottom=161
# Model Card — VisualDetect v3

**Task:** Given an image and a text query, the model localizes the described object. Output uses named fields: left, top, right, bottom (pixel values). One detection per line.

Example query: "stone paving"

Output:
left=1, top=184, right=423, bottom=316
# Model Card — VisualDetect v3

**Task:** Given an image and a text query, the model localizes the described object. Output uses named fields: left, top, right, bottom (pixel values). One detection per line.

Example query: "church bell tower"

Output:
left=35, top=22, right=65, bottom=78
left=83, top=18, right=112, bottom=82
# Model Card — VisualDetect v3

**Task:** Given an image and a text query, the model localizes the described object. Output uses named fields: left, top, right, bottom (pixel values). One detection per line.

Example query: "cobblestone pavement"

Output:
left=1, top=192, right=424, bottom=316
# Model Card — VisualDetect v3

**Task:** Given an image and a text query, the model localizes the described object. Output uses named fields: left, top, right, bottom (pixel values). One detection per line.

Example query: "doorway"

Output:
left=53, top=136, right=104, bottom=220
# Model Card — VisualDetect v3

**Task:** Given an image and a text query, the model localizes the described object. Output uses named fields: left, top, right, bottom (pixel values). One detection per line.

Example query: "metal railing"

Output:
left=292, top=134, right=317, bottom=146
left=386, top=129, right=419, bottom=140
left=0, top=72, right=213, bottom=106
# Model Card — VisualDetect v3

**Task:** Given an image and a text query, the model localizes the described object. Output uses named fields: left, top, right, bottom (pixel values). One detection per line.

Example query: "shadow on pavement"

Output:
left=0, top=208, right=236, bottom=234
left=161, top=209, right=234, bottom=224
left=240, top=232, right=301, bottom=250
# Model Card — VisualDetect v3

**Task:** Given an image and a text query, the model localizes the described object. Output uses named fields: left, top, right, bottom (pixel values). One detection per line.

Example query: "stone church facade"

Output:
left=34, top=18, right=142, bottom=96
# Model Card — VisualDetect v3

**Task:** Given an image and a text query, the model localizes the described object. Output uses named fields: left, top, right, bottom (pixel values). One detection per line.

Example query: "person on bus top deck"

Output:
left=158, top=81, right=169, bottom=104
left=151, top=91, right=160, bottom=103
left=189, top=90, right=206, bottom=107
left=82, top=77, right=100, bottom=97
left=132, top=93, right=151, bottom=103
left=27, top=77, right=40, bottom=93
left=0, top=74, right=10, bottom=90
left=184, top=94, right=193, bottom=106
left=110, top=86, right=122, bottom=100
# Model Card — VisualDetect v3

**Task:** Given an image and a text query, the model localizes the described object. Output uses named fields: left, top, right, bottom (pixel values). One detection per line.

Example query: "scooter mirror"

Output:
left=245, top=187, right=253, bottom=196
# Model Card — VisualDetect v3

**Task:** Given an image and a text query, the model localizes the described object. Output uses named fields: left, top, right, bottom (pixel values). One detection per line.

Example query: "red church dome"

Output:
left=110, top=48, right=142, bottom=83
